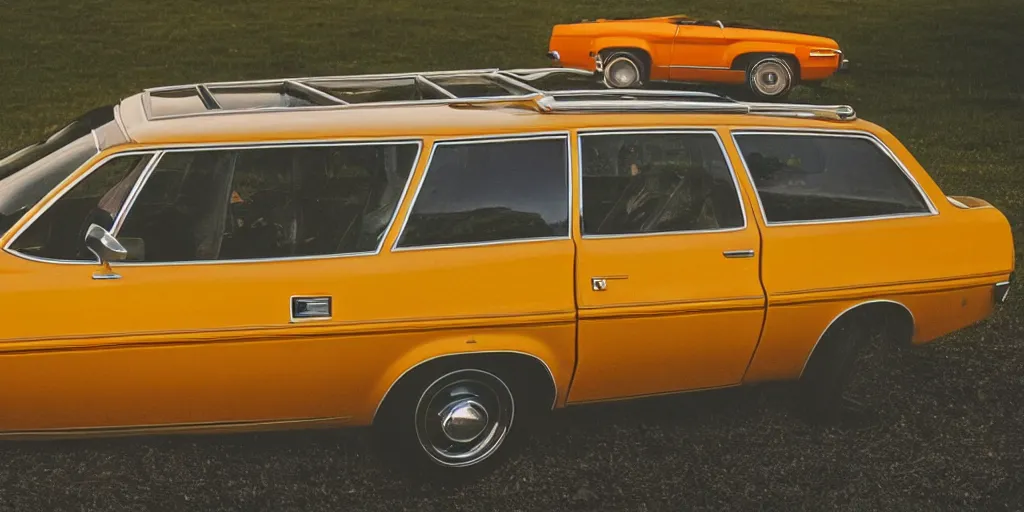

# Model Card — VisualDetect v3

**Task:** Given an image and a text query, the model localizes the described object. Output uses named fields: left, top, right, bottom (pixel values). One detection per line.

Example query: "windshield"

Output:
left=0, top=106, right=117, bottom=236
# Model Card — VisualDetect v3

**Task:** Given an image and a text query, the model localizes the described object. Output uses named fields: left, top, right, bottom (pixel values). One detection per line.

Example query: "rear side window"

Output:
left=395, top=137, right=570, bottom=248
left=733, top=133, right=932, bottom=223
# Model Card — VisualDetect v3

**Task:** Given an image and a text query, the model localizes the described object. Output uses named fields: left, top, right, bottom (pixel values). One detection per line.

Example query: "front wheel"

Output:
left=375, top=366, right=521, bottom=480
left=746, top=57, right=795, bottom=100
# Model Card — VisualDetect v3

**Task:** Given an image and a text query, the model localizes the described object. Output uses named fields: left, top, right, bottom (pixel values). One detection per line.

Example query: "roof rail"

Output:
left=140, top=67, right=856, bottom=122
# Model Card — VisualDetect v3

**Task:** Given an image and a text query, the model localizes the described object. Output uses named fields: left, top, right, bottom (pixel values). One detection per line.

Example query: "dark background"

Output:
left=1, top=0, right=1022, bottom=510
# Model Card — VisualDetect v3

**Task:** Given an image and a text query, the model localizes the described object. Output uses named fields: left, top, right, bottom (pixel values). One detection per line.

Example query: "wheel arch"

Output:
left=371, top=350, right=560, bottom=426
left=595, top=43, right=653, bottom=77
left=799, top=299, right=916, bottom=378
left=730, top=50, right=802, bottom=82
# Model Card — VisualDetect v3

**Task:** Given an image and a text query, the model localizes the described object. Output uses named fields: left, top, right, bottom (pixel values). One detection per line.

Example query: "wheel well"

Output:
left=372, top=352, right=558, bottom=425
left=731, top=52, right=801, bottom=82
left=599, top=47, right=652, bottom=78
left=799, top=300, right=915, bottom=378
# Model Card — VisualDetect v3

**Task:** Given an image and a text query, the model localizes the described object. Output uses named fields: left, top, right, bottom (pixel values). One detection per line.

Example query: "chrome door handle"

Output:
left=591, top=275, right=628, bottom=291
left=291, top=296, right=332, bottom=322
left=723, top=249, right=755, bottom=259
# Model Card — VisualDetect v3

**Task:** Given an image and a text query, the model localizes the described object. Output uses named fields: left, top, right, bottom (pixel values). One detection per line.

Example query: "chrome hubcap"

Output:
left=752, top=60, right=790, bottom=96
left=605, top=58, right=639, bottom=88
left=415, top=370, right=514, bottom=467
left=439, top=399, right=489, bottom=443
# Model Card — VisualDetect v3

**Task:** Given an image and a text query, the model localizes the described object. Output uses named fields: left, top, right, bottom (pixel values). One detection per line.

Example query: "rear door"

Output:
left=567, top=128, right=766, bottom=403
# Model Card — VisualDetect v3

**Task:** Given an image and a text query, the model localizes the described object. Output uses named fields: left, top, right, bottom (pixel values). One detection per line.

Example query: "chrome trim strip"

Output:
left=145, top=69, right=506, bottom=92
left=415, top=75, right=458, bottom=99
left=575, top=128, right=750, bottom=239
left=0, top=415, right=350, bottom=439
left=4, top=140, right=423, bottom=267
left=285, top=80, right=348, bottom=105
left=729, top=129, right=939, bottom=227
left=390, top=132, right=573, bottom=252
left=492, top=72, right=544, bottom=94
left=372, top=350, right=559, bottom=423
left=111, top=152, right=163, bottom=235
left=947, top=196, right=970, bottom=209
left=145, top=94, right=544, bottom=121
left=723, top=249, right=756, bottom=258
left=89, top=129, right=100, bottom=152
left=798, top=299, right=915, bottom=378
left=196, top=84, right=221, bottom=109
left=3, top=150, right=162, bottom=264
left=668, top=65, right=733, bottom=70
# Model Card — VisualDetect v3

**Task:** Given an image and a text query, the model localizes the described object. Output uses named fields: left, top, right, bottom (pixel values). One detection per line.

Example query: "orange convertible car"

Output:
left=547, top=14, right=850, bottom=99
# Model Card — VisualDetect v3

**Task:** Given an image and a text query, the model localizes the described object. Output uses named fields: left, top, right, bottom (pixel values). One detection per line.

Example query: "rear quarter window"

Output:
left=732, top=132, right=933, bottom=224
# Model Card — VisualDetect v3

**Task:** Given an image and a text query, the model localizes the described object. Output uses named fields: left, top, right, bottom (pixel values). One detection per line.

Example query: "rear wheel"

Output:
left=375, top=364, right=524, bottom=480
left=798, top=313, right=892, bottom=421
left=746, top=56, right=794, bottom=100
left=602, top=51, right=646, bottom=88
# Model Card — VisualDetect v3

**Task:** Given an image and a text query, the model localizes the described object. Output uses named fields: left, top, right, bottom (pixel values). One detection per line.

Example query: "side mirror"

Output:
left=84, top=224, right=127, bottom=280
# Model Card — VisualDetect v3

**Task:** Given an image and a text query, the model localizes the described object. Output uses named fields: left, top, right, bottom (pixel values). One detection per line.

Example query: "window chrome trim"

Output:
left=390, top=132, right=574, bottom=252
left=799, top=299, right=915, bottom=377
left=3, top=150, right=161, bottom=265
left=4, top=140, right=424, bottom=267
left=729, top=129, right=939, bottom=227
left=111, top=152, right=164, bottom=235
left=575, top=128, right=749, bottom=240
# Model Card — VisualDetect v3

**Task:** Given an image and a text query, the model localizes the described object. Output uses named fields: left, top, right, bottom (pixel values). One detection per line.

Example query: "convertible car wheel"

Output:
left=375, top=365, right=520, bottom=480
left=746, top=57, right=794, bottom=99
left=602, top=52, right=645, bottom=88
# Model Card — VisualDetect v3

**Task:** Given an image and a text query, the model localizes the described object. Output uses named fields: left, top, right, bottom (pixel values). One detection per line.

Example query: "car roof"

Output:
left=112, top=68, right=877, bottom=147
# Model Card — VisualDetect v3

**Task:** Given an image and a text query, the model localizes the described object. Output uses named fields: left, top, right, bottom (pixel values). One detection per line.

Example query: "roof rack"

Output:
left=141, top=67, right=856, bottom=122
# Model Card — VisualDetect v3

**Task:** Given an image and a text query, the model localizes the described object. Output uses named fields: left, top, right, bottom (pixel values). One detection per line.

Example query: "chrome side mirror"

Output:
left=84, top=224, right=127, bottom=280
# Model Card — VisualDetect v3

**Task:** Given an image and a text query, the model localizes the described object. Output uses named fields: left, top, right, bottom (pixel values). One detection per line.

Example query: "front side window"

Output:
left=117, top=142, right=418, bottom=263
left=580, top=132, right=745, bottom=236
left=9, top=154, right=153, bottom=261
left=395, top=137, right=570, bottom=249
left=733, top=133, right=932, bottom=223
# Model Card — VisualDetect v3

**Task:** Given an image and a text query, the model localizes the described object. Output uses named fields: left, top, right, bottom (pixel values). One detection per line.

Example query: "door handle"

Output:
left=591, top=275, right=628, bottom=291
left=291, top=296, right=332, bottom=322
left=723, top=249, right=755, bottom=259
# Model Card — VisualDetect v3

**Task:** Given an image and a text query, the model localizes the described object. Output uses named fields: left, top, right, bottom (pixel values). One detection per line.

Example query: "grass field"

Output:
left=1, top=0, right=1023, bottom=510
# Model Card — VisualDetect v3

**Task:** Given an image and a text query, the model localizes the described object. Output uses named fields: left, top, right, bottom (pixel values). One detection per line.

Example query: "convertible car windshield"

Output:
left=0, top=106, right=118, bottom=235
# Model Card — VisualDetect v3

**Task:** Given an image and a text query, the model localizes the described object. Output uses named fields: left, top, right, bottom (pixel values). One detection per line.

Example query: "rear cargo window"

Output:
left=733, top=133, right=932, bottom=223
left=395, top=136, right=570, bottom=248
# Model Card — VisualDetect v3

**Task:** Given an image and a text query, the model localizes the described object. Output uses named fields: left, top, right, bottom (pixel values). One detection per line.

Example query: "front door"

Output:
left=567, top=129, right=766, bottom=403
left=0, top=140, right=424, bottom=431
left=670, top=23, right=729, bottom=81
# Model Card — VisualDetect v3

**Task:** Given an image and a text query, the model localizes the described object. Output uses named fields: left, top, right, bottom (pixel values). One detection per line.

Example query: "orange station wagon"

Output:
left=547, top=14, right=850, bottom=99
left=0, top=68, right=1014, bottom=477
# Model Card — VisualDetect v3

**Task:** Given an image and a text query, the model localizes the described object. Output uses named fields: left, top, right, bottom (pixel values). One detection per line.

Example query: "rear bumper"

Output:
left=547, top=50, right=561, bottom=62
